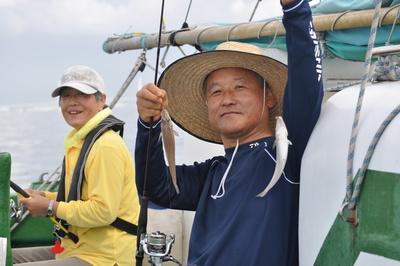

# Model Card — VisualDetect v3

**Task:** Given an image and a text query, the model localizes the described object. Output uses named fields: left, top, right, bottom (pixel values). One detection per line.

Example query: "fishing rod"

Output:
left=9, top=180, right=79, bottom=244
left=136, top=0, right=180, bottom=265
left=135, top=0, right=182, bottom=265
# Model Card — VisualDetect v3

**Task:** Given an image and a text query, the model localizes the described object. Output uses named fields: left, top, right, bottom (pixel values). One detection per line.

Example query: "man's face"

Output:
left=204, top=68, right=274, bottom=143
left=59, top=87, right=105, bottom=130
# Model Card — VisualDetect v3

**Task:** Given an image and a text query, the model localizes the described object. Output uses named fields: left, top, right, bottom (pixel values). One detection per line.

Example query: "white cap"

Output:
left=51, top=65, right=105, bottom=97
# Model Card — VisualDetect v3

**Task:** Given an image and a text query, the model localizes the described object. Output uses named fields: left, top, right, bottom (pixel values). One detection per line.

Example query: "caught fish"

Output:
left=257, top=116, right=292, bottom=197
left=160, top=108, right=180, bottom=194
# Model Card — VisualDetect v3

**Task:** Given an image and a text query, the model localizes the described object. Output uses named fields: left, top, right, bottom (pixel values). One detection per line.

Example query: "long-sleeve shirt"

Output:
left=135, top=0, right=323, bottom=265
left=46, top=129, right=140, bottom=265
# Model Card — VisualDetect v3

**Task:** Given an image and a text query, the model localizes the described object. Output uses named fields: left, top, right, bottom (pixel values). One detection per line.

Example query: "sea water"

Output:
left=0, top=98, right=184, bottom=191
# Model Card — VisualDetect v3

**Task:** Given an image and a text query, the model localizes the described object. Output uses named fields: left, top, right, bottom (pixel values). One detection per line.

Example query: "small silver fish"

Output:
left=257, top=116, right=292, bottom=197
left=160, top=108, right=180, bottom=194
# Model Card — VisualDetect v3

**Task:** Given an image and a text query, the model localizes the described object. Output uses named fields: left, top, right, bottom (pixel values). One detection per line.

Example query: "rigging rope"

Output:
left=324, top=81, right=362, bottom=93
left=109, top=51, right=147, bottom=109
left=347, top=105, right=400, bottom=211
left=343, top=0, right=382, bottom=226
left=325, top=12, right=400, bottom=93
left=183, top=0, right=193, bottom=28
left=249, top=0, right=262, bottom=22
left=370, top=54, right=400, bottom=82
left=341, top=0, right=400, bottom=226
left=384, top=5, right=400, bottom=45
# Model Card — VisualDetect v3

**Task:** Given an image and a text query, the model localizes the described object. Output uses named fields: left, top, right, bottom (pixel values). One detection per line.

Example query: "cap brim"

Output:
left=51, top=82, right=98, bottom=97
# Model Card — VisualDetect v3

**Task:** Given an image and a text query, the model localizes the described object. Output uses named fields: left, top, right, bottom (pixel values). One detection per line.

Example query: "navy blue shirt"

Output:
left=135, top=0, right=323, bottom=265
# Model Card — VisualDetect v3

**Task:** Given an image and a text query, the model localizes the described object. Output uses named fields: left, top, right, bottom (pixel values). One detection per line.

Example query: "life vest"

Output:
left=54, top=115, right=137, bottom=243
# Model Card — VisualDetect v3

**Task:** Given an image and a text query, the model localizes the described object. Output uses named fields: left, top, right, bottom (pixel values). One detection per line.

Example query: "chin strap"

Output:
left=211, top=139, right=239, bottom=199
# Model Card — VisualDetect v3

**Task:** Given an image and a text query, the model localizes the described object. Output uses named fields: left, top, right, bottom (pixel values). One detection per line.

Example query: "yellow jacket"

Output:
left=46, top=129, right=139, bottom=265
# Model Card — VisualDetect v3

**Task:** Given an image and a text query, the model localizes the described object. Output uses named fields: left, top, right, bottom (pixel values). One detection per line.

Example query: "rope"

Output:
left=183, top=0, right=193, bottom=27
left=370, top=55, right=400, bottom=82
left=344, top=51, right=400, bottom=213
left=249, top=0, right=262, bottom=22
left=109, top=51, right=147, bottom=109
left=383, top=5, right=400, bottom=45
left=324, top=81, right=362, bottom=93
left=266, top=21, right=283, bottom=49
left=160, top=45, right=170, bottom=68
left=343, top=0, right=382, bottom=225
left=257, top=19, right=276, bottom=39
left=378, top=3, right=400, bottom=28
left=226, top=23, right=251, bottom=41
left=347, top=105, right=400, bottom=211
left=330, top=10, right=351, bottom=31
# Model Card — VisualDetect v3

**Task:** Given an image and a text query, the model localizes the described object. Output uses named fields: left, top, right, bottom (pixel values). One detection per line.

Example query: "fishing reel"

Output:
left=10, top=199, right=24, bottom=223
left=140, top=231, right=182, bottom=266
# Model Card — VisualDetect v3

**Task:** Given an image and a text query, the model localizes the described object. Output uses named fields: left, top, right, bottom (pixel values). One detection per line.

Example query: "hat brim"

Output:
left=158, top=50, right=287, bottom=144
left=51, top=82, right=98, bottom=97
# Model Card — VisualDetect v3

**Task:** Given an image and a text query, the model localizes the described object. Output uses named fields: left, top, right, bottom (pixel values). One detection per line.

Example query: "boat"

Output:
left=1, top=0, right=400, bottom=265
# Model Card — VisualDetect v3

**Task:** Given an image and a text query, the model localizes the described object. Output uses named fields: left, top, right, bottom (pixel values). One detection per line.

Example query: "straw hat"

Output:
left=158, top=41, right=287, bottom=144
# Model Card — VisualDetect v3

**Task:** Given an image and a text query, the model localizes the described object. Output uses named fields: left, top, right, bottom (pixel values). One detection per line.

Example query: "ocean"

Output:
left=0, top=98, right=184, bottom=191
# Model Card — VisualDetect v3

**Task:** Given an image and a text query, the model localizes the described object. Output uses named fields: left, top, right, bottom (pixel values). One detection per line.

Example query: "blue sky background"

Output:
left=0, top=0, right=307, bottom=106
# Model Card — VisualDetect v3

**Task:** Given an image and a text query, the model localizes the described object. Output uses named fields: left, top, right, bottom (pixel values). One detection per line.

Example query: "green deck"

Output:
left=315, top=169, right=400, bottom=265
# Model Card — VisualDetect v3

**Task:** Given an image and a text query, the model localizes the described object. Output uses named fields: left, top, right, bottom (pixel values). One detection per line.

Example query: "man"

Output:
left=14, top=65, right=140, bottom=265
left=135, top=0, right=323, bottom=265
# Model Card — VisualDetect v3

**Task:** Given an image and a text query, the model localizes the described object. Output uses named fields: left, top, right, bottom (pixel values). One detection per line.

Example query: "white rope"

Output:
left=340, top=0, right=400, bottom=225
left=342, top=0, right=382, bottom=225
left=324, top=81, right=363, bottom=93
left=370, top=55, right=400, bottom=82
left=347, top=105, right=400, bottom=212
left=211, top=139, right=239, bottom=199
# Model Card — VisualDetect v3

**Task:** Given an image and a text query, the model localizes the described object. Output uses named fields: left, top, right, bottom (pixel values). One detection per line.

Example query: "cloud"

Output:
left=0, top=0, right=298, bottom=105
left=0, top=0, right=286, bottom=37
left=0, top=0, right=138, bottom=35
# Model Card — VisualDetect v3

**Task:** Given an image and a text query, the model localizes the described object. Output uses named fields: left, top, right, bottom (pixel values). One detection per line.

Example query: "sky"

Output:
left=0, top=0, right=321, bottom=106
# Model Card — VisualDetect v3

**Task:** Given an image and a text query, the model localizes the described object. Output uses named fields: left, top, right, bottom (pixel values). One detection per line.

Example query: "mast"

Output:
left=103, top=7, right=400, bottom=53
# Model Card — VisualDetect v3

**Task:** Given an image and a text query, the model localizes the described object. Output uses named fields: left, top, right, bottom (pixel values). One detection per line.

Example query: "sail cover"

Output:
left=103, top=0, right=400, bottom=61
